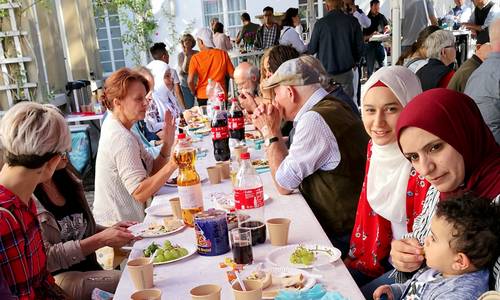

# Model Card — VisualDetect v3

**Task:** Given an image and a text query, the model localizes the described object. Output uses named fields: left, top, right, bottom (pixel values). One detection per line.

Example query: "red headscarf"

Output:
left=396, top=88, right=500, bottom=199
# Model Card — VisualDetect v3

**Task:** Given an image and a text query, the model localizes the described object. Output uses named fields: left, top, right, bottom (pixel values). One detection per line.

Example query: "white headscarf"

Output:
left=146, top=60, right=181, bottom=118
left=361, top=66, right=422, bottom=223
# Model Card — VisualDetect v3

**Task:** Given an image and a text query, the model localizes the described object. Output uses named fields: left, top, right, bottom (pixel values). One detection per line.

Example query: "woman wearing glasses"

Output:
left=0, top=102, right=71, bottom=299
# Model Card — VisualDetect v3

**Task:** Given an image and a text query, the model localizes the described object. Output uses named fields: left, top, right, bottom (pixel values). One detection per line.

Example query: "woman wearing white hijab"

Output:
left=145, top=60, right=182, bottom=135
left=345, top=66, right=431, bottom=292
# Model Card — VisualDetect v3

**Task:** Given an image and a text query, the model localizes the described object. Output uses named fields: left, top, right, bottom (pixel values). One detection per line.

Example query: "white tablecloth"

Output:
left=113, top=137, right=364, bottom=300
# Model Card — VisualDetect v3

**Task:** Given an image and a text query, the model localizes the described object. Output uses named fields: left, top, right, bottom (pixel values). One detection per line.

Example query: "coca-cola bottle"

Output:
left=234, top=152, right=266, bottom=245
left=213, top=81, right=226, bottom=110
left=228, top=98, right=245, bottom=141
left=211, top=105, right=230, bottom=161
left=206, top=79, right=216, bottom=118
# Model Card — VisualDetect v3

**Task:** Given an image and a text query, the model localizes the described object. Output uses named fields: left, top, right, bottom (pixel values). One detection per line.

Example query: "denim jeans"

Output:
left=366, top=42, right=386, bottom=77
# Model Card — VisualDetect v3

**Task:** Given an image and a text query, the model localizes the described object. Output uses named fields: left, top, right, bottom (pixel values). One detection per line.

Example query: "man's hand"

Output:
left=390, top=238, right=425, bottom=272
left=373, top=285, right=394, bottom=300
left=252, top=103, right=282, bottom=138
left=238, top=90, right=258, bottom=114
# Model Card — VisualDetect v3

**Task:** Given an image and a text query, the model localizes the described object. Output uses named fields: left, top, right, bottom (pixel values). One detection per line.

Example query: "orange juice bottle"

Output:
left=174, top=133, right=204, bottom=226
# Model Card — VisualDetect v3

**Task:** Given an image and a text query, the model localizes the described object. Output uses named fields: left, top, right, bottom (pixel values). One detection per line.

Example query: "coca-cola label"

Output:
left=228, top=117, right=244, bottom=130
left=212, top=126, right=229, bottom=140
left=234, top=187, right=264, bottom=209
left=178, top=183, right=203, bottom=209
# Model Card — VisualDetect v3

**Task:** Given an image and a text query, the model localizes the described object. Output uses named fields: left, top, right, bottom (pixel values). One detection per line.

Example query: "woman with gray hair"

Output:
left=415, top=30, right=456, bottom=90
left=0, top=102, right=71, bottom=298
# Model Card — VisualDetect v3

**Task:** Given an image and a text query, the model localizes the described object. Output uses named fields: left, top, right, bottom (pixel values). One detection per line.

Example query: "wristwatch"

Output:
left=264, top=136, right=279, bottom=147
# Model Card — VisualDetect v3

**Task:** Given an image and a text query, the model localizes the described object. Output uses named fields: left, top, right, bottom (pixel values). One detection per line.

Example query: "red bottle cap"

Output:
left=240, top=152, right=250, bottom=160
left=231, top=98, right=238, bottom=102
left=177, top=133, right=186, bottom=139
left=213, top=105, right=220, bottom=110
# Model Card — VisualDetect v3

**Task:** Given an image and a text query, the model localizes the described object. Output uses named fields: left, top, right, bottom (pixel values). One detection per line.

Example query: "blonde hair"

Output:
left=0, top=102, right=71, bottom=168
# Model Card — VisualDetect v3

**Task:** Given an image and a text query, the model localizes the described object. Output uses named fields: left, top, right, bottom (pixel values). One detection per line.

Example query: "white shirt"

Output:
left=279, top=26, right=307, bottom=53
left=93, top=114, right=154, bottom=224
left=468, top=1, right=500, bottom=29
left=353, top=10, right=371, bottom=28
left=275, top=88, right=341, bottom=190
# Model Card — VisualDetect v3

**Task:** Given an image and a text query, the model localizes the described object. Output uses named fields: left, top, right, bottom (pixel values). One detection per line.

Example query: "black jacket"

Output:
left=308, top=10, right=363, bottom=75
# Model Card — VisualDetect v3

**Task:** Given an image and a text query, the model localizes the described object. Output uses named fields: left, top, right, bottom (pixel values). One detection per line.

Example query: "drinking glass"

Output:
left=229, top=228, right=253, bottom=264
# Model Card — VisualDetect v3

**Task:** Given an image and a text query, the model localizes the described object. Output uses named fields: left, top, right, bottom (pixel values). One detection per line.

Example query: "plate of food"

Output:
left=266, top=244, right=341, bottom=269
left=165, top=173, right=208, bottom=187
left=143, top=240, right=196, bottom=266
left=245, top=131, right=263, bottom=141
left=242, top=266, right=317, bottom=299
left=128, top=217, right=185, bottom=238
left=252, top=159, right=269, bottom=170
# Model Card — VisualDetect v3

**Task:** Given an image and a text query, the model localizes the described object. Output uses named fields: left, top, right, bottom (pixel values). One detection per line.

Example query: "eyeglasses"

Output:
left=444, top=45, right=455, bottom=49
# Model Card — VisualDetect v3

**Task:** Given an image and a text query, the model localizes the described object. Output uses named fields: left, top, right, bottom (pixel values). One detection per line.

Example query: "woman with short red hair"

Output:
left=93, top=68, right=177, bottom=225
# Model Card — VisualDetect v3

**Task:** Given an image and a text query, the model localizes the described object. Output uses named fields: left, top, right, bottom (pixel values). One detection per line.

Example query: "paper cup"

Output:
left=216, top=161, right=230, bottom=179
left=127, top=257, right=153, bottom=290
left=130, top=288, right=162, bottom=300
left=232, top=280, right=263, bottom=300
left=267, top=218, right=291, bottom=246
left=190, top=284, right=222, bottom=300
left=169, top=197, right=182, bottom=220
left=233, top=146, right=248, bottom=161
left=478, top=291, right=500, bottom=300
left=206, top=166, right=221, bottom=184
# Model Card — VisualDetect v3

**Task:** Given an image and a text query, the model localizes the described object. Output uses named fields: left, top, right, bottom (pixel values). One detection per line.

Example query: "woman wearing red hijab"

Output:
left=391, top=88, right=500, bottom=288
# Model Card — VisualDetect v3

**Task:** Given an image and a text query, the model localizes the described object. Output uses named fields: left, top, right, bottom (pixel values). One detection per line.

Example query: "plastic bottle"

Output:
left=206, top=79, right=216, bottom=118
left=178, top=113, right=188, bottom=134
left=228, top=98, right=245, bottom=141
left=211, top=105, right=231, bottom=161
left=212, top=81, right=226, bottom=110
left=234, top=152, right=266, bottom=245
left=174, top=133, right=204, bottom=226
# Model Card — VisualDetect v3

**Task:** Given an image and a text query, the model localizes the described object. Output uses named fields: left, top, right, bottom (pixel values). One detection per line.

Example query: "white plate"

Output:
left=144, top=205, right=172, bottom=217
left=241, top=267, right=316, bottom=299
left=128, top=221, right=185, bottom=238
left=152, top=243, right=197, bottom=266
left=266, top=244, right=341, bottom=269
left=165, top=173, right=208, bottom=187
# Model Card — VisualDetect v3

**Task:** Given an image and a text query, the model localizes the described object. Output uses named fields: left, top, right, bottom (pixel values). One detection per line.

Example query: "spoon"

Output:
left=149, top=249, right=160, bottom=264
left=235, top=271, right=247, bottom=291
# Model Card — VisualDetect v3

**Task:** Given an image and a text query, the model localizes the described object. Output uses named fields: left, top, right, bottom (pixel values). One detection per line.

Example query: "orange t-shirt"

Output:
left=188, top=48, right=235, bottom=99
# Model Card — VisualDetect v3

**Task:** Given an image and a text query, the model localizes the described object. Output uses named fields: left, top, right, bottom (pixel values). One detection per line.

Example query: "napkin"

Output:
left=275, top=284, right=348, bottom=300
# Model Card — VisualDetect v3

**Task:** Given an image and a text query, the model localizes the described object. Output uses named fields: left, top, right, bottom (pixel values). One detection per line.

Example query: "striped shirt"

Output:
left=275, top=88, right=341, bottom=190
left=0, top=185, right=54, bottom=299
left=262, top=24, right=279, bottom=49
left=395, top=187, right=500, bottom=291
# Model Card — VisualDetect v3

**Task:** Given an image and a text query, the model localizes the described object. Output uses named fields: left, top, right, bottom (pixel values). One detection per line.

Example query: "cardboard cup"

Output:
left=216, top=161, right=230, bottom=179
left=127, top=257, right=153, bottom=290
left=169, top=197, right=182, bottom=220
left=130, top=288, right=162, bottom=300
left=267, top=218, right=291, bottom=246
left=207, top=166, right=221, bottom=184
left=232, top=280, right=263, bottom=300
left=233, top=146, right=248, bottom=161
left=190, top=284, right=222, bottom=300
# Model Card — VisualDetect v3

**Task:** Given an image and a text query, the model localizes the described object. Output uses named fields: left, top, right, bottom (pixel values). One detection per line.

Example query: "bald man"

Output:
left=464, top=18, right=500, bottom=143
left=234, top=62, right=261, bottom=113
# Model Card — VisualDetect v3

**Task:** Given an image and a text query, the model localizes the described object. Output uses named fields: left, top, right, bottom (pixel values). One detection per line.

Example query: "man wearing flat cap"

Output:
left=188, top=27, right=234, bottom=106
left=252, top=56, right=368, bottom=256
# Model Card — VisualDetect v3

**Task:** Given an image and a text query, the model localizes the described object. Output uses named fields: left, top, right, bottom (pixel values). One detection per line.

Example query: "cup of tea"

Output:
left=130, top=288, right=162, bottom=300
left=206, top=166, right=221, bottom=184
left=230, top=228, right=253, bottom=264
left=216, top=161, right=230, bottom=179
left=127, top=257, right=153, bottom=290
left=232, top=279, right=263, bottom=300
left=267, top=218, right=291, bottom=246
left=190, top=284, right=222, bottom=300
left=169, top=197, right=182, bottom=220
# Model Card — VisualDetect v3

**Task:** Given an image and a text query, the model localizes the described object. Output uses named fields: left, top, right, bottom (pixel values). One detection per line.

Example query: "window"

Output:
left=299, top=0, right=322, bottom=32
left=93, top=3, right=126, bottom=76
left=202, top=0, right=246, bottom=39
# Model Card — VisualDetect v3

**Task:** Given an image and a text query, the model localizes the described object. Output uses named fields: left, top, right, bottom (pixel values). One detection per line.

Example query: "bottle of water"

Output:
left=234, top=152, right=266, bottom=245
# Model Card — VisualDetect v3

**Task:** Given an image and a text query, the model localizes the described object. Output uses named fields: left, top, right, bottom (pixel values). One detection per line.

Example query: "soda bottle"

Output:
left=211, top=105, right=231, bottom=161
left=234, top=152, right=266, bottom=245
left=178, top=113, right=188, bottom=134
left=228, top=98, right=245, bottom=141
left=213, top=81, right=226, bottom=110
left=206, top=79, right=216, bottom=118
left=174, top=133, right=204, bottom=226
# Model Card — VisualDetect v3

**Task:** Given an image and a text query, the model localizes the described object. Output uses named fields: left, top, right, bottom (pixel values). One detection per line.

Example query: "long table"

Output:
left=113, top=136, right=364, bottom=300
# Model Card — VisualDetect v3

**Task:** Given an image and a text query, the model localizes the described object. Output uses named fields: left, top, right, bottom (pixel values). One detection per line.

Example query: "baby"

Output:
left=374, top=194, right=500, bottom=300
